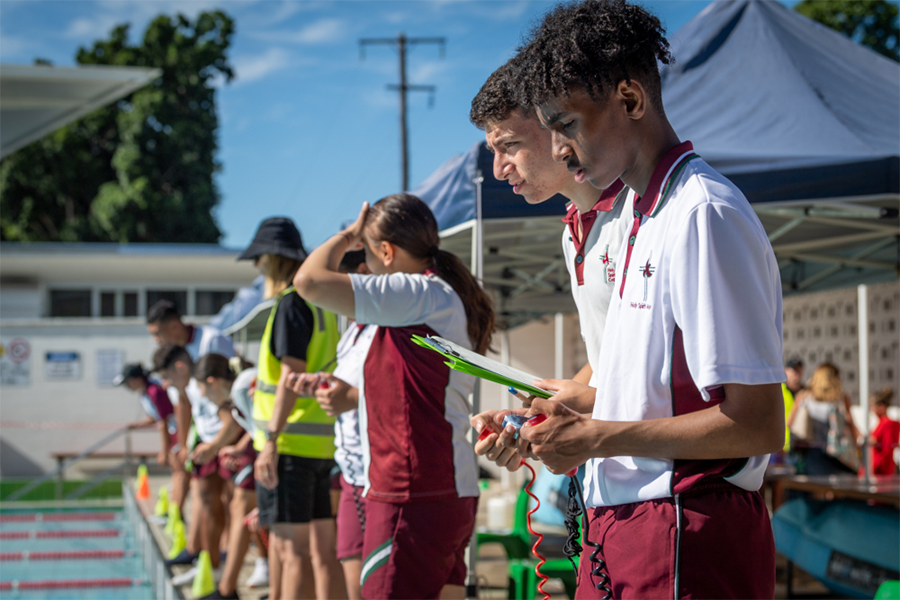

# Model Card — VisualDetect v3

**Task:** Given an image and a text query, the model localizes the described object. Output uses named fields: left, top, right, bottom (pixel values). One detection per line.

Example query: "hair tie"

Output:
left=428, top=246, right=440, bottom=258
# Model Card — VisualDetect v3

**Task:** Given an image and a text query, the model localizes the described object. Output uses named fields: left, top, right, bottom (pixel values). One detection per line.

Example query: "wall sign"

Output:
left=0, top=338, right=32, bottom=386
left=97, top=349, right=126, bottom=386
left=45, top=352, right=82, bottom=380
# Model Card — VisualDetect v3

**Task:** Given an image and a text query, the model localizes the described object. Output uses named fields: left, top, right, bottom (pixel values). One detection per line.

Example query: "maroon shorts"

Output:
left=576, top=482, right=774, bottom=599
left=191, top=454, right=232, bottom=481
left=232, top=445, right=257, bottom=491
left=361, top=496, right=477, bottom=599
left=336, top=475, right=367, bottom=560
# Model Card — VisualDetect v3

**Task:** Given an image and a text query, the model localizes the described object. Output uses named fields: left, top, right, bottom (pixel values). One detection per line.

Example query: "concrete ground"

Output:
left=137, top=475, right=842, bottom=600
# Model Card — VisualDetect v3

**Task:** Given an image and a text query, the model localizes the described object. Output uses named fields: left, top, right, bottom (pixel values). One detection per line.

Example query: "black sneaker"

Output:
left=199, top=589, right=239, bottom=599
left=164, top=549, right=198, bottom=566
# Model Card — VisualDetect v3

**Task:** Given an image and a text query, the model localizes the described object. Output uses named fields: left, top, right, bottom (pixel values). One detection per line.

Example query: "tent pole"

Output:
left=500, top=328, right=511, bottom=492
left=858, top=284, right=871, bottom=482
left=555, top=312, right=564, bottom=380
left=465, top=169, right=485, bottom=600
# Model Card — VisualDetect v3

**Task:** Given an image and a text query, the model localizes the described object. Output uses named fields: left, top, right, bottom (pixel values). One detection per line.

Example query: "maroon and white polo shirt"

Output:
left=349, top=271, right=479, bottom=503
left=561, top=180, right=634, bottom=384
left=585, top=141, right=785, bottom=508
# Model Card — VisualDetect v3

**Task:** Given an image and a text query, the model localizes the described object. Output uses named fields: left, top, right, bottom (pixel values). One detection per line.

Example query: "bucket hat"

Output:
left=113, top=363, right=148, bottom=386
left=238, top=217, right=308, bottom=262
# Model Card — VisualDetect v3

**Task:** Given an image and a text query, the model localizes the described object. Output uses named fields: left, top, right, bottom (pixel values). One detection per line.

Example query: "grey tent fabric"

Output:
left=662, top=0, right=899, bottom=203
left=411, top=140, right=568, bottom=232
left=418, top=0, right=899, bottom=233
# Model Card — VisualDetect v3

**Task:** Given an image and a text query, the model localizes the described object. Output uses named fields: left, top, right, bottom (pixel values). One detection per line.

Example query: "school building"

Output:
left=0, top=242, right=257, bottom=478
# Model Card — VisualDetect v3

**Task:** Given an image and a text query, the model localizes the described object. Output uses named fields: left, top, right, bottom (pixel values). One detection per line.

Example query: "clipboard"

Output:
left=411, top=334, right=554, bottom=399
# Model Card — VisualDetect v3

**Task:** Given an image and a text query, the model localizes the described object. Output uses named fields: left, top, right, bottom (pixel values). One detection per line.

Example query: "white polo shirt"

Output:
left=585, top=141, right=785, bottom=508
left=167, top=378, right=223, bottom=444
left=185, top=325, right=235, bottom=362
left=350, top=270, right=479, bottom=502
left=332, top=323, right=376, bottom=487
left=561, top=180, right=634, bottom=385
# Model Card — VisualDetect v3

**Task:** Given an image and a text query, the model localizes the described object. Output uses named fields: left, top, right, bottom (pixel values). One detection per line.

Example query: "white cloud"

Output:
left=248, top=18, right=347, bottom=45
left=232, top=47, right=291, bottom=85
left=64, top=15, right=122, bottom=39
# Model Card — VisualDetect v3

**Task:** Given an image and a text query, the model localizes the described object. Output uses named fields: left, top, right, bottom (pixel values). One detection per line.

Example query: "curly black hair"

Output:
left=514, top=0, right=672, bottom=111
left=470, top=57, right=529, bottom=130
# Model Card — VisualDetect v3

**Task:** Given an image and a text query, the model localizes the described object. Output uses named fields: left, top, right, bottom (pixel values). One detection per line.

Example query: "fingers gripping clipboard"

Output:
left=411, top=335, right=554, bottom=399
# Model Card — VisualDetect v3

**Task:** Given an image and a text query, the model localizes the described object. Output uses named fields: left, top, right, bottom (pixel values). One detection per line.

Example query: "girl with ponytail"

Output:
left=295, top=194, right=495, bottom=599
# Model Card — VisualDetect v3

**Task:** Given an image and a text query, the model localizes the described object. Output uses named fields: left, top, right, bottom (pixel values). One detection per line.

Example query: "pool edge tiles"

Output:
left=122, top=481, right=183, bottom=600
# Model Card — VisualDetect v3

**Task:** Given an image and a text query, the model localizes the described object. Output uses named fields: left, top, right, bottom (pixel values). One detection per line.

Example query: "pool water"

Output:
left=0, top=509, right=153, bottom=600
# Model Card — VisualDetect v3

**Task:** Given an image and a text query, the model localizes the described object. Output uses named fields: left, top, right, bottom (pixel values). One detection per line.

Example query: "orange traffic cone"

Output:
left=136, top=472, right=150, bottom=500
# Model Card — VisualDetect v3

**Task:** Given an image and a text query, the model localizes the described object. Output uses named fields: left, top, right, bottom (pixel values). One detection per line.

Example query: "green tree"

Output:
left=0, top=11, right=234, bottom=243
left=795, top=0, right=899, bottom=61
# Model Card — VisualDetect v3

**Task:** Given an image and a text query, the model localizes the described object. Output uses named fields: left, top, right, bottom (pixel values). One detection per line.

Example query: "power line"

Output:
left=359, top=33, right=446, bottom=191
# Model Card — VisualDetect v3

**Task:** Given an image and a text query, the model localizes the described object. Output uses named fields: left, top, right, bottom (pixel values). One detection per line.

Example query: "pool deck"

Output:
left=133, top=475, right=837, bottom=600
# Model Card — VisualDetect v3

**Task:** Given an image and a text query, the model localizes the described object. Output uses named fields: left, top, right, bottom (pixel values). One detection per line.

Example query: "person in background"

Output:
left=148, top=298, right=237, bottom=568
left=779, top=357, right=804, bottom=459
left=155, top=345, right=242, bottom=587
left=867, top=387, right=899, bottom=476
left=288, top=248, right=374, bottom=600
left=785, top=357, right=804, bottom=396
left=192, top=354, right=259, bottom=600
left=240, top=217, right=344, bottom=600
left=788, top=363, right=860, bottom=476
left=117, top=363, right=188, bottom=510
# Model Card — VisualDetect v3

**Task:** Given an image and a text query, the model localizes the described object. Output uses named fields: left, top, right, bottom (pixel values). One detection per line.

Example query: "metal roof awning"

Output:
left=0, top=64, right=161, bottom=158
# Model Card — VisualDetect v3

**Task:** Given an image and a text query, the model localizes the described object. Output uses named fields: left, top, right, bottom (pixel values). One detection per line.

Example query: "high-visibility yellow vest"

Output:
left=782, top=383, right=794, bottom=452
left=252, top=286, right=339, bottom=458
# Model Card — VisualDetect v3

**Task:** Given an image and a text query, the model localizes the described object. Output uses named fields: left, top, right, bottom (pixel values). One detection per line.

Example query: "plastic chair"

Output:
left=477, top=485, right=532, bottom=560
left=875, top=580, right=900, bottom=600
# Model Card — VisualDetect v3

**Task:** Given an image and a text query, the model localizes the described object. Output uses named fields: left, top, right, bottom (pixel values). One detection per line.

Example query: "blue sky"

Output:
left=1, top=0, right=787, bottom=250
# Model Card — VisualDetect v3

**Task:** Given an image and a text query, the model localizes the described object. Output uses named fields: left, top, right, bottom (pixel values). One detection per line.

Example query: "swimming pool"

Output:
left=0, top=486, right=179, bottom=600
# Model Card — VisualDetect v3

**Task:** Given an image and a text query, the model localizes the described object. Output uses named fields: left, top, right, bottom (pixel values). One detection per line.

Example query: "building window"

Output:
left=147, top=290, right=187, bottom=317
left=124, top=292, right=138, bottom=317
left=100, top=292, right=116, bottom=317
left=196, top=291, right=236, bottom=316
left=50, top=290, right=92, bottom=317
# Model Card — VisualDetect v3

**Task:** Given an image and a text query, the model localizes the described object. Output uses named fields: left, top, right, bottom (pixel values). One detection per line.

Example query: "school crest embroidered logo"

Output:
left=601, top=244, right=615, bottom=283
left=639, top=255, right=656, bottom=302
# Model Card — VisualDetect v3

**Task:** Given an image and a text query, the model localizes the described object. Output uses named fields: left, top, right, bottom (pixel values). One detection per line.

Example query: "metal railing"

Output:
left=5, top=426, right=136, bottom=502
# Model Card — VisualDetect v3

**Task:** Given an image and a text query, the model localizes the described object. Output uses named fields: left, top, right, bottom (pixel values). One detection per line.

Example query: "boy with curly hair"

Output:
left=481, top=1, right=786, bottom=597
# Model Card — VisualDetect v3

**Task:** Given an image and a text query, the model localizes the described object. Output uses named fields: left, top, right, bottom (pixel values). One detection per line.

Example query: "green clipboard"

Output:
left=411, top=334, right=554, bottom=399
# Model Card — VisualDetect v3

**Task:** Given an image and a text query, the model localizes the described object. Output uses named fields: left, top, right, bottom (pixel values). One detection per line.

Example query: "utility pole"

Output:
left=360, top=33, right=445, bottom=191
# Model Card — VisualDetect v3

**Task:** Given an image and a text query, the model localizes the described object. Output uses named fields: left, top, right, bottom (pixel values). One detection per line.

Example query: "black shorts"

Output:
left=257, top=455, right=336, bottom=526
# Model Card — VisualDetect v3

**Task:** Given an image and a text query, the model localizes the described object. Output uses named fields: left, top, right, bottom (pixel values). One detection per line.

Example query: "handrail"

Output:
left=5, top=427, right=130, bottom=502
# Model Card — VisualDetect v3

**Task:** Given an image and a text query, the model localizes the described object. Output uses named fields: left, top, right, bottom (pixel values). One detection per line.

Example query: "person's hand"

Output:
left=218, top=445, right=241, bottom=471
left=528, top=379, right=597, bottom=414
left=255, top=442, right=279, bottom=489
left=190, top=442, right=216, bottom=465
left=243, top=507, right=260, bottom=533
left=287, top=372, right=322, bottom=397
left=519, top=398, right=594, bottom=475
left=176, top=446, right=189, bottom=465
left=315, top=374, right=357, bottom=416
left=471, top=409, right=529, bottom=472
left=340, top=202, right=370, bottom=248
left=156, top=451, right=168, bottom=466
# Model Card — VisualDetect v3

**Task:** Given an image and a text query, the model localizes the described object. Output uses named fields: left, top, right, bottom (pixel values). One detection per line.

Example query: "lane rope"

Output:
left=0, top=530, right=121, bottom=540
left=0, top=512, right=117, bottom=523
left=0, top=578, right=146, bottom=590
left=0, top=550, right=132, bottom=561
